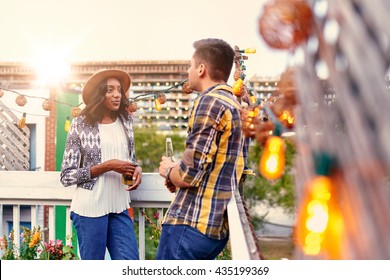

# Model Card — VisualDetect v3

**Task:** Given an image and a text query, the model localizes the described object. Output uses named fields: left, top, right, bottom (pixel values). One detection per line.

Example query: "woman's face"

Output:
left=103, top=77, right=122, bottom=112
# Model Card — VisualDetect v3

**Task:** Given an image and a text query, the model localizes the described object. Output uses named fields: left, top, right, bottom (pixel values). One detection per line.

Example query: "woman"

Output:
left=60, top=69, right=141, bottom=260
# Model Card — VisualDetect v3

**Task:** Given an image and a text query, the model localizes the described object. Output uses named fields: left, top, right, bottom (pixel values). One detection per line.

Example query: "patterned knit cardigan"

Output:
left=60, top=114, right=136, bottom=190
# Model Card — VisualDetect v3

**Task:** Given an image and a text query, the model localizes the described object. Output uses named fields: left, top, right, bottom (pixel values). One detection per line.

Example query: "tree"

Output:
left=133, top=127, right=186, bottom=172
left=243, top=139, right=296, bottom=226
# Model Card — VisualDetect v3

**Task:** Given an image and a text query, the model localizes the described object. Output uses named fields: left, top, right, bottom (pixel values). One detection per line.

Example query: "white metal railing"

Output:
left=0, top=171, right=257, bottom=259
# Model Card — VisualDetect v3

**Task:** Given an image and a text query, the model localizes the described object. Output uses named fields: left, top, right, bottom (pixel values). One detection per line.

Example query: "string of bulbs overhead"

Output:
left=0, top=79, right=193, bottom=131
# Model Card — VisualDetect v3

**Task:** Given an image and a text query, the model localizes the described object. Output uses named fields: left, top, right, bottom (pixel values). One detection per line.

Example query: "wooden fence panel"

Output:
left=0, top=100, right=30, bottom=170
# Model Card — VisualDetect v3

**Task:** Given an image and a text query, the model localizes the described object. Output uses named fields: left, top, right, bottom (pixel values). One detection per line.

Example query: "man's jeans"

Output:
left=70, top=210, right=139, bottom=260
left=156, top=224, right=228, bottom=260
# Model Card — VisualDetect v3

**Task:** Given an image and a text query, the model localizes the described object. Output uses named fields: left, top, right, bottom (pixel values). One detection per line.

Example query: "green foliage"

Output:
left=215, top=241, right=232, bottom=260
left=132, top=208, right=162, bottom=260
left=134, top=127, right=186, bottom=172
left=0, top=226, right=78, bottom=260
left=244, top=139, right=297, bottom=219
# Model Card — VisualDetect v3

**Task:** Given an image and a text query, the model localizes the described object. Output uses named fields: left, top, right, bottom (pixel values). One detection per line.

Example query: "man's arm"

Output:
left=159, top=156, right=191, bottom=188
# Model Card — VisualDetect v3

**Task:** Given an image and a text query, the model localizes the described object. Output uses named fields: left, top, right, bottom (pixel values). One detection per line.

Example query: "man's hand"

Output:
left=159, top=156, right=176, bottom=178
left=165, top=179, right=176, bottom=193
left=159, top=156, right=179, bottom=192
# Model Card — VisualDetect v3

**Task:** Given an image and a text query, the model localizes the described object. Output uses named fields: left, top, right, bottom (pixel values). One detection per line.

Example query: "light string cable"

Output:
left=0, top=87, right=84, bottom=108
left=129, top=79, right=188, bottom=103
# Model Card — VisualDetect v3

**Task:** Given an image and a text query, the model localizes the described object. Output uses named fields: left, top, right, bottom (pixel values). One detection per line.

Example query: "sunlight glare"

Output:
left=32, top=51, right=70, bottom=86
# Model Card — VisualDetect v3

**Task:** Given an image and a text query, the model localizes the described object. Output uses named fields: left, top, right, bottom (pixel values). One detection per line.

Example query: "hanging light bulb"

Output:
left=242, top=107, right=257, bottom=138
left=299, top=176, right=332, bottom=255
left=279, top=109, right=295, bottom=129
left=18, top=113, right=26, bottom=129
left=232, top=78, right=244, bottom=97
left=259, top=132, right=285, bottom=180
left=249, top=91, right=257, bottom=105
left=64, top=116, right=71, bottom=132
left=154, top=95, right=162, bottom=111
left=70, top=106, right=82, bottom=118
left=295, top=153, right=344, bottom=259
left=295, top=175, right=345, bottom=258
left=233, top=69, right=242, bottom=81
left=42, top=99, right=53, bottom=111
left=15, top=95, right=27, bottom=106
left=127, top=102, right=138, bottom=113
left=240, top=48, right=256, bottom=54
left=157, top=93, right=167, bottom=105
left=182, top=81, right=193, bottom=94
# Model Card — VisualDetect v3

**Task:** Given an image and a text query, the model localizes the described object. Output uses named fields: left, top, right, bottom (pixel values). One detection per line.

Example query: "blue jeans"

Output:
left=70, top=210, right=139, bottom=260
left=156, top=224, right=228, bottom=260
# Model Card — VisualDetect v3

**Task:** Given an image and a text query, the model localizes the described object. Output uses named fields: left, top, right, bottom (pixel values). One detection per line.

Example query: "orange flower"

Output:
left=29, top=231, right=41, bottom=248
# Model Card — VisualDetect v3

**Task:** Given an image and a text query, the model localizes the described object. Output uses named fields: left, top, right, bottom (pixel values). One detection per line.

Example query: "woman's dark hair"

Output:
left=193, top=38, right=235, bottom=82
left=81, top=78, right=129, bottom=124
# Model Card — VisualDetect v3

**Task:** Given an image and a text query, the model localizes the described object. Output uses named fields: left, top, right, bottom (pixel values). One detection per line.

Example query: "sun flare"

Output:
left=30, top=48, right=71, bottom=87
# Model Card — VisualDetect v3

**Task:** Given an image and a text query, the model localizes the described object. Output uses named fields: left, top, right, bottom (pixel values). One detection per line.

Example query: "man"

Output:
left=157, top=38, right=246, bottom=260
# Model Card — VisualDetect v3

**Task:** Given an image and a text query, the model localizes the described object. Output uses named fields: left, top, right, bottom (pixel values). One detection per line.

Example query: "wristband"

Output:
left=164, top=166, right=173, bottom=180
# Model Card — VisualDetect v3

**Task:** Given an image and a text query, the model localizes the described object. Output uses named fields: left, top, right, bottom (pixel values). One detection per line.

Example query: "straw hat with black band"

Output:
left=82, top=69, right=132, bottom=105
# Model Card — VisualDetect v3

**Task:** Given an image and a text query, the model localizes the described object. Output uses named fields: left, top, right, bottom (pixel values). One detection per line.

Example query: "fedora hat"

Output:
left=82, top=69, right=131, bottom=105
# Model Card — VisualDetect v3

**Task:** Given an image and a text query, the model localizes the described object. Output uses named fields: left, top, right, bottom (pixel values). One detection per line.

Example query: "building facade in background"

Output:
left=0, top=61, right=279, bottom=131
left=0, top=60, right=279, bottom=239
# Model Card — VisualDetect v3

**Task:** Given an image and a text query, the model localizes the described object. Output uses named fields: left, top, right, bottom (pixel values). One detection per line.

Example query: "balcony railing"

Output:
left=0, top=171, right=260, bottom=260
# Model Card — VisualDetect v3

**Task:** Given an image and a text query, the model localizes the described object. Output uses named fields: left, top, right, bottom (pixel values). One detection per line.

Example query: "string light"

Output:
left=18, top=113, right=27, bottom=128
left=233, top=47, right=256, bottom=98
left=295, top=153, right=344, bottom=259
left=128, top=79, right=188, bottom=113
left=0, top=88, right=85, bottom=134
left=279, top=110, right=295, bottom=128
left=16, top=95, right=27, bottom=106
left=154, top=95, right=162, bottom=111
left=1, top=79, right=195, bottom=131
left=64, top=116, right=71, bottom=132
left=42, top=99, right=54, bottom=111
left=0, top=87, right=82, bottom=109
left=70, top=106, right=82, bottom=118
left=259, top=134, right=286, bottom=180
left=232, top=78, right=244, bottom=96
left=127, top=102, right=138, bottom=113
left=239, top=48, right=257, bottom=54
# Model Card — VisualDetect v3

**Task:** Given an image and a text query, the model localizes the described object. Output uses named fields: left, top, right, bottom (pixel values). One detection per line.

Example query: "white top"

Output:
left=70, top=118, right=131, bottom=217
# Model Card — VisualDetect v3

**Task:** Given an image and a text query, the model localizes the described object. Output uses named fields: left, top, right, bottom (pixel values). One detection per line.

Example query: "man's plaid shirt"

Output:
left=163, top=84, right=246, bottom=240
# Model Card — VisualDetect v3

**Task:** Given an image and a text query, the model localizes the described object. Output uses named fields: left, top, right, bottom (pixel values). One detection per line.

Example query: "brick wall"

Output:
left=44, top=88, right=57, bottom=240
left=44, top=88, right=57, bottom=171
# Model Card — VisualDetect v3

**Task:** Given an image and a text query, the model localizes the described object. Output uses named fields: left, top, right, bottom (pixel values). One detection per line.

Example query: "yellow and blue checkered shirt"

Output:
left=163, top=84, right=246, bottom=240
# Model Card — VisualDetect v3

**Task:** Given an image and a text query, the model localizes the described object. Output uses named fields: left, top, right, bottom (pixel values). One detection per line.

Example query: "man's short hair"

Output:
left=193, top=38, right=235, bottom=82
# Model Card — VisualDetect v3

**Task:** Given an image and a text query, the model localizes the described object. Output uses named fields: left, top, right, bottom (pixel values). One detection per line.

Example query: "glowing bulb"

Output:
left=240, top=48, right=256, bottom=54
left=259, top=136, right=285, bottom=180
left=279, top=110, right=295, bottom=128
left=64, top=116, right=71, bottom=132
left=19, top=113, right=26, bottom=129
left=295, top=175, right=338, bottom=256
left=306, top=200, right=329, bottom=233
left=154, top=95, right=162, bottom=111
left=249, top=95, right=257, bottom=104
left=232, top=78, right=244, bottom=96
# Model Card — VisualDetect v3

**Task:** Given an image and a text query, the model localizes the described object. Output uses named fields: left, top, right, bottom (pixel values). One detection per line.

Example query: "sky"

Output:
left=0, top=0, right=289, bottom=78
